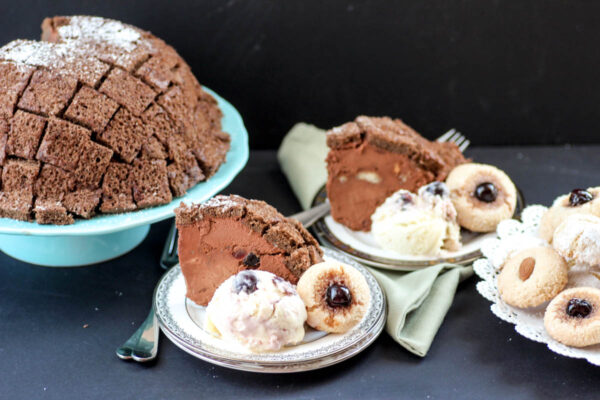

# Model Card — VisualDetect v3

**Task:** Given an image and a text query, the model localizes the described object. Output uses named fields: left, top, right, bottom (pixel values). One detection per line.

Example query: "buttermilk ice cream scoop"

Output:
left=205, top=270, right=307, bottom=352
left=370, top=182, right=461, bottom=256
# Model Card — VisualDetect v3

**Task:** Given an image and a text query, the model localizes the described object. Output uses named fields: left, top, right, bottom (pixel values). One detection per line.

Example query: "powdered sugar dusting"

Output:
left=57, top=16, right=142, bottom=52
left=23, top=41, right=69, bottom=69
left=0, top=39, right=109, bottom=86
left=0, top=17, right=156, bottom=77
left=0, top=40, right=42, bottom=64
left=201, top=195, right=238, bottom=212
left=553, top=214, right=600, bottom=267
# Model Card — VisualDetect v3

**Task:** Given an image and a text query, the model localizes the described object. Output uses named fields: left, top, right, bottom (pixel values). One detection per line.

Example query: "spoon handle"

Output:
left=160, top=222, right=179, bottom=270
left=116, top=306, right=158, bottom=362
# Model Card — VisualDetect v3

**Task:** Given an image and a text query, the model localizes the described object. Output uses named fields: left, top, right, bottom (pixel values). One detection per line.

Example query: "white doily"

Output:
left=474, top=205, right=600, bottom=366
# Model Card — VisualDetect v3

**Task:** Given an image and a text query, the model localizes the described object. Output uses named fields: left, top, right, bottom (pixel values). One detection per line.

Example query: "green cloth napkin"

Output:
left=277, top=123, right=473, bottom=357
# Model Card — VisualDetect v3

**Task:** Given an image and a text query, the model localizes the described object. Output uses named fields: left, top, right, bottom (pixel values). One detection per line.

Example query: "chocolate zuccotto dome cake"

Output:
left=175, top=195, right=324, bottom=306
left=0, top=16, right=230, bottom=224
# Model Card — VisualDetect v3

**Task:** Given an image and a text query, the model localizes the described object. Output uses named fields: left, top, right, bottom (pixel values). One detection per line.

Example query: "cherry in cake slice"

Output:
left=326, top=116, right=468, bottom=231
left=175, top=195, right=323, bottom=306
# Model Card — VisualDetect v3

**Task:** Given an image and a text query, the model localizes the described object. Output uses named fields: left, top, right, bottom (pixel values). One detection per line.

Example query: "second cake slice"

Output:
left=326, top=116, right=468, bottom=231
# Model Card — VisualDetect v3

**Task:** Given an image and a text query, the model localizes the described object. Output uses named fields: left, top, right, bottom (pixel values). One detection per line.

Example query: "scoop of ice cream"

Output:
left=371, top=182, right=461, bottom=255
left=419, top=182, right=461, bottom=251
left=205, top=270, right=307, bottom=352
left=553, top=214, right=600, bottom=267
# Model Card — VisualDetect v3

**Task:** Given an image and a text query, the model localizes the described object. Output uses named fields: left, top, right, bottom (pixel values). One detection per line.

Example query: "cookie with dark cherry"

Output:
left=445, top=163, right=517, bottom=232
left=539, top=187, right=600, bottom=243
left=296, top=260, right=370, bottom=333
left=544, top=287, right=600, bottom=347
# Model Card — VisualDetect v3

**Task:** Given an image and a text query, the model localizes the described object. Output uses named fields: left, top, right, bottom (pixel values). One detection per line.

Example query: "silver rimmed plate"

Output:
left=311, top=186, right=525, bottom=271
left=154, top=248, right=386, bottom=373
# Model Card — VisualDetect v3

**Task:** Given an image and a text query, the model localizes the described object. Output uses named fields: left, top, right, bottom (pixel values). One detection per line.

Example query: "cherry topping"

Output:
left=424, top=181, right=449, bottom=197
left=326, top=284, right=352, bottom=308
left=397, top=192, right=415, bottom=208
left=569, top=189, right=593, bottom=207
left=232, top=249, right=247, bottom=259
left=233, top=271, right=258, bottom=294
left=474, top=182, right=498, bottom=203
left=566, top=298, right=593, bottom=318
left=243, top=253, right=260, bottom=268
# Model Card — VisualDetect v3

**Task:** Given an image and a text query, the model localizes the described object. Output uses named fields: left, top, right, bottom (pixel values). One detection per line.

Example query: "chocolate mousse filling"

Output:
left=175, top=195, right=323, bottom=306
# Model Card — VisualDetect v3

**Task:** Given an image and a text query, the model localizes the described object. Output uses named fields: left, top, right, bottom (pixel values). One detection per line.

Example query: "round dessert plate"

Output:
left=474, top=205, right=600, bottom=366
left=311, top=186, right=525, bottom=271
left=0, top=87, right=249, bottom=266
left=154, top=248, right=386, bottom=373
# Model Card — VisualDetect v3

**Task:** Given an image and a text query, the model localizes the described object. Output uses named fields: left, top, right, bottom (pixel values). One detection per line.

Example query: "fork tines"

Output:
left=436, top=129, right=470, bottom=153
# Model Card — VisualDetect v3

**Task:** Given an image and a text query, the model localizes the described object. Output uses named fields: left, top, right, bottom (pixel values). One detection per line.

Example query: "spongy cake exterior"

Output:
left=175, top=195, right=323, bottom=306
left=0, top=15, right=231, bottom=224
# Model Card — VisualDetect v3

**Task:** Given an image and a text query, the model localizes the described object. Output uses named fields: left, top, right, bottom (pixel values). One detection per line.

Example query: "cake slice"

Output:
left=326, top=116, right=468, bottom=231
left=175, top=195, right=323, bottom=306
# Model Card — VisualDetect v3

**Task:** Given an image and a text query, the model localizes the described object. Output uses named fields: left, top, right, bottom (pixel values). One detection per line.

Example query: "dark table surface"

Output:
left=2, top=147, right=600, bottom=399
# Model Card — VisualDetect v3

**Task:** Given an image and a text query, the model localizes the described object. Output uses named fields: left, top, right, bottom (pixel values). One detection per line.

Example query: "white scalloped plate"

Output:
left=154, top=248, right=386, bottom=373
left=473, top=205, right=600, bottom=366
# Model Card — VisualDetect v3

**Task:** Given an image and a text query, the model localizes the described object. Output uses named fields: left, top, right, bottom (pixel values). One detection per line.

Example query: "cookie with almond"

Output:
left=498, top=246, right=568, bottom=308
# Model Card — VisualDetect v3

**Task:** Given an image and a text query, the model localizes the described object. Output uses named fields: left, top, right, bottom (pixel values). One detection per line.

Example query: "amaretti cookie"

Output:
left=497, top=246, right=568, bottom=308
left=296, top=260, right=370, bottom=333
left=553, top=214, right=600, bottom=268
left=539, top=187, right=600, bottom=243
left=0, top=16, right=230, bottom=224
left=544, top=287, right=600, bottom=347
left=175, top=195, right=323, bottom=306
left=446, top=163, right=517, bottom=232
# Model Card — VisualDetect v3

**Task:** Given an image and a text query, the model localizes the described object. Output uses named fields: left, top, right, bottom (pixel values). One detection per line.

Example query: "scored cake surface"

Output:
left=326, top=116, right=468, bottom=231
left=175, top=195, right=324, bottom=306
left=0, top=15, right=230, bottom=223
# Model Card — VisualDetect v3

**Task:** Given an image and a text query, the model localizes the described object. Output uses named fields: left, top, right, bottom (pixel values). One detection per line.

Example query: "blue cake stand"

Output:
left=0, top=88, right=249, bottom=267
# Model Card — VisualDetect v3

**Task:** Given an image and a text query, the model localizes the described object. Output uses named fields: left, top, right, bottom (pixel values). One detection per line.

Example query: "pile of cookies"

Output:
left=497, top=187, right=600, bottom=347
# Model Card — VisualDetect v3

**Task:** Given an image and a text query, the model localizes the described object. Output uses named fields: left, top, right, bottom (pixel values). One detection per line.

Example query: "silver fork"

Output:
left=436, top=128, right=470, bottom=152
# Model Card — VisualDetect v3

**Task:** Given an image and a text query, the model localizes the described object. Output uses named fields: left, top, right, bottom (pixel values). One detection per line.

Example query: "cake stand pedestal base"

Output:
left=0, top=224, right=150, bottom=267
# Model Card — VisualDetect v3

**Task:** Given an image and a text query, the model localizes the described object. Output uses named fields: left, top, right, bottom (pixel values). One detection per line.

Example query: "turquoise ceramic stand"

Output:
left=0, top=225, right=150, bottom=267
